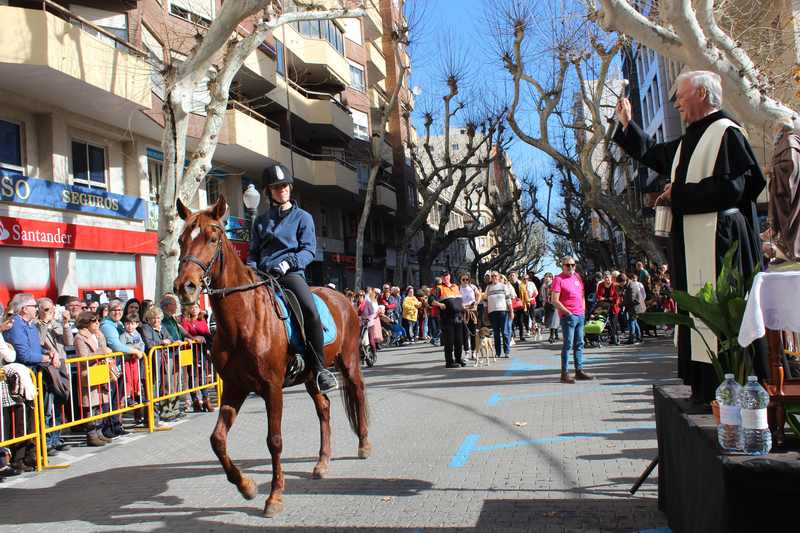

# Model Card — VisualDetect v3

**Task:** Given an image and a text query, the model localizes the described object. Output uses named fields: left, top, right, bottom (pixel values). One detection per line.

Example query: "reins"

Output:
left=178, top=222, right=287, bottom=320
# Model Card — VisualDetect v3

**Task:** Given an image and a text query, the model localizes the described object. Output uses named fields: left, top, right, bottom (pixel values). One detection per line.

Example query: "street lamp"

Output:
left=243, top=183, right=261, bottom=238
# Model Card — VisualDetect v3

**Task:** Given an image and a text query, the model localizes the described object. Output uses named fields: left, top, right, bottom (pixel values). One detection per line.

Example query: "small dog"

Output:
left=476, top=327, right=495, bottom=367
left=530, top=321, right=542, bottom=342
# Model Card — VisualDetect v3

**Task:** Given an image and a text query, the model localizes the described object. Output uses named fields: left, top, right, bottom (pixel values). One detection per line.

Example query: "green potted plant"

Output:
left=639, top=242, right=758, bottom=416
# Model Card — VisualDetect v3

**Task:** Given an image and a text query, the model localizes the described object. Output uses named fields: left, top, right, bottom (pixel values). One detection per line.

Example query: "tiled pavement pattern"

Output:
left=2, top=335, right=679, bottom=532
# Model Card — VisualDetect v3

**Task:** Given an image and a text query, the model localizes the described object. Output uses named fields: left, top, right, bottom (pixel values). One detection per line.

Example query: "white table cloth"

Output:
left=738, top=270, right=800, bottom=347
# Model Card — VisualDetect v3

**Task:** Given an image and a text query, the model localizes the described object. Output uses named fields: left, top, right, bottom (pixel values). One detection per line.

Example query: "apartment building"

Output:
left=0, top=0, right=414, bottom=300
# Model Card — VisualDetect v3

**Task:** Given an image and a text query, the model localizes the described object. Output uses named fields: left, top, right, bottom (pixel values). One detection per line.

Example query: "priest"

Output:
left=614, top=70, right=766, bottom=403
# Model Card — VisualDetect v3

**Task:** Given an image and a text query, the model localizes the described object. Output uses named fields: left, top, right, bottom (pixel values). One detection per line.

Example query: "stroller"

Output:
left=584, top=301, right=611, bottom=348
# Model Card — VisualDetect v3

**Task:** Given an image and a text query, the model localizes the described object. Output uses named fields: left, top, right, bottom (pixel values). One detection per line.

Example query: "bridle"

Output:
left=178, top=222, right=272, bottom=301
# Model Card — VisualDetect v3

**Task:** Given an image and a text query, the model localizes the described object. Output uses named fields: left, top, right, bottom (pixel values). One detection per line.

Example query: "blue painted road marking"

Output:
left=449, top=425, right=657, bottom=468
left=487, top=383, right=642, bottom=407
left=503, top=357, right=558, bottom=376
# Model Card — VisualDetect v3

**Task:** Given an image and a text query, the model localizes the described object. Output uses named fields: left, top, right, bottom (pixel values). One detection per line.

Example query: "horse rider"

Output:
left=247, top=163, right=338, bottom=393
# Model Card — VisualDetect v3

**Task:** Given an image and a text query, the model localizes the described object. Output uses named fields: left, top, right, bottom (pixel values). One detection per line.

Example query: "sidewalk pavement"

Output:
left=2, top=333, right=679, bottom=532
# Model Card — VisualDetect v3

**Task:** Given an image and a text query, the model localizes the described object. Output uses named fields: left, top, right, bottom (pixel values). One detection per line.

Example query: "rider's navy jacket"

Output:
left=247, top=200, right=316, bottom=275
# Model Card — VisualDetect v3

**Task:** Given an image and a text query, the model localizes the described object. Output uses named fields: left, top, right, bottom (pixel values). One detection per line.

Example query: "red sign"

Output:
left=0, top=215, right=157, bottom=254
left=231, top=240, right=249, bottom=262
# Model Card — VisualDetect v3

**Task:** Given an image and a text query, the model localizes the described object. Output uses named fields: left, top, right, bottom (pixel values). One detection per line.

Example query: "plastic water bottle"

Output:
left=740, top=375, right=772, bottom=455
left=715, top=374, right=742, bottom=452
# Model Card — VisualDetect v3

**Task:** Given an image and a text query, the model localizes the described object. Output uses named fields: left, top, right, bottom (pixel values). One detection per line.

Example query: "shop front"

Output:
left=0, top=172, right=154, bottom=303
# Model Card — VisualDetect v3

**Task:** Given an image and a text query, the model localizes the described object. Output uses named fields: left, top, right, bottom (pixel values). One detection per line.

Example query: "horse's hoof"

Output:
left=238, top=476, right=258, bottom=500
left=312, top=463, right=329, bottom=479
left=263, top=500, right=284, bottom=518
left=358, top=444, right=372, bottom=459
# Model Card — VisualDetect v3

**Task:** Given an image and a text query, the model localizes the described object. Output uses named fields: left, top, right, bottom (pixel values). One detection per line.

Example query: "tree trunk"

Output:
left=593, top=193, right=666, bottom=265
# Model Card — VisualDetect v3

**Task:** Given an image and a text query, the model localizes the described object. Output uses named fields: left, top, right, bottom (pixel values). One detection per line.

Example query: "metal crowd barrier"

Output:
left=0, top=368, right=42, bottom=471
left=37, top=351, right=149, bottom=469
left=145, top=340, right=221, bottom=433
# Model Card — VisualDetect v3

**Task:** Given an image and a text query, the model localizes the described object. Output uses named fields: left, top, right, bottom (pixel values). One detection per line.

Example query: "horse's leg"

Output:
left=209, top=384, right=256, bottom=500
left=263, top=382, right=285, bottom=518
left=337, top=351, right=371, bottom=459
left=305, top=380, right=331, bottom=478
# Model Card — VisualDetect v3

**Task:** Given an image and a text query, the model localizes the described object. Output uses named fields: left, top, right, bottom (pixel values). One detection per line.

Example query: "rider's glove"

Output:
left=270, top=261, right=290, bottom=277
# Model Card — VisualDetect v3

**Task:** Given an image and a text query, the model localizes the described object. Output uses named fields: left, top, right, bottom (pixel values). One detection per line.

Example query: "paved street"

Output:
left=2, top=336, right=678, bottom=532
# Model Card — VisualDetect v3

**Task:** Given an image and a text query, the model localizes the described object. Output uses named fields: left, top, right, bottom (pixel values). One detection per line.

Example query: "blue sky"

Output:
left=407, top=0, right=561, bottom=274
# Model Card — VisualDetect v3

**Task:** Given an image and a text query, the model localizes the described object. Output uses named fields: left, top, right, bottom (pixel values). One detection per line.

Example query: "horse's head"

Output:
left=173, top=194, right=228, bottom=306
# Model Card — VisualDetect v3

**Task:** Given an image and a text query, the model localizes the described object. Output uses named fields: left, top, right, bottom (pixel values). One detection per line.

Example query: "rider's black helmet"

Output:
left=262, top=163, right=294, bottom=188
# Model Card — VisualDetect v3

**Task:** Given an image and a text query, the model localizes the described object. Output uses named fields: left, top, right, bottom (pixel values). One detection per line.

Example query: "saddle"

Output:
left=268, top=283, right=336, bottom=388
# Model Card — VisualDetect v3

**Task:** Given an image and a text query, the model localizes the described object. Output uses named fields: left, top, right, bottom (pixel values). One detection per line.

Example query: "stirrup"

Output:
left=316, top=369, right=339, bottom=393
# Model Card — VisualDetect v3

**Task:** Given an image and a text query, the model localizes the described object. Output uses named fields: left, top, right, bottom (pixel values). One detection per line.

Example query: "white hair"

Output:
left=677, top=70, right=723, bottom=109
left=9, top=293, right=35, bottom=314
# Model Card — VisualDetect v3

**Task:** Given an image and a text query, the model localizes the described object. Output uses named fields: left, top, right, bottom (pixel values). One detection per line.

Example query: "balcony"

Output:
left=363, top=0, right=384, bottom=42
left=241, top=43, right=277, bottom=91
left=282, top=23, right=350, bottom=88
left=216, top=101, right=283, bottom=171
left=268, top=78, right=353, bottom=139
left=282, top=142, right=358, bottom=196
left=375, top=181, right=397, bottom=212
left=367, top=41, right=386, bottom=82
left=0, top=3, right=151, bottom=124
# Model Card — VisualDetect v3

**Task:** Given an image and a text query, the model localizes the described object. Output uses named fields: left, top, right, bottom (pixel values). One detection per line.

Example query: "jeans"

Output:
left=504, top=312, right=513, bottom=342
left=560, top=313, right=585, bottom=371
left=428, top=317, right=441, bottom=344
left=489, top=311, right=510, bottom=356
left=629, top=315, right=642, bottom=341
left=513, top=309, right=528, bottom=339
left=43, top=391, right=62, bottom=447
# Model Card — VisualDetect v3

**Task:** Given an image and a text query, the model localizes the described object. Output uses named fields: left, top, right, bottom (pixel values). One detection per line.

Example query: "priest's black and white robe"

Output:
left=614, top=110, right=766, bottom=402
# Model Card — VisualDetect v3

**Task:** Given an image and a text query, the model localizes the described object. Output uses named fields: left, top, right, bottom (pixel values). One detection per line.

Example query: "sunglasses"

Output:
left=564, top=263, right=576, bottom=267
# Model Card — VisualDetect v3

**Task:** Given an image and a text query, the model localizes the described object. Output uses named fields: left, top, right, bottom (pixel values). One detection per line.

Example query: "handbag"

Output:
left=511, top=297, right=523, bottom=311
left=43, top=363, right=71, bottom=402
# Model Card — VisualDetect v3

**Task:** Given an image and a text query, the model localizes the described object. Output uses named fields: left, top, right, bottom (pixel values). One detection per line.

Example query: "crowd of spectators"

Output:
left=0, top=292, right=215, bottom=479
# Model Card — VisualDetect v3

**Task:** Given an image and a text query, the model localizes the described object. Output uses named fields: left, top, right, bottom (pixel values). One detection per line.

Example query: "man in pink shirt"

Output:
left=551, top=256, right=594, bottom=384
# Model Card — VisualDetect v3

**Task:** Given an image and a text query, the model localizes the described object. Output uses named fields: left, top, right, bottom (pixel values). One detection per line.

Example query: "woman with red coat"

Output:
left=595, top=272, right=621, bottom=345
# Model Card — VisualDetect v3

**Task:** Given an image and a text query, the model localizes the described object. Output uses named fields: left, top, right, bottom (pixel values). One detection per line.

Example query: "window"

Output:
left=141, top=26, right=165, bottom=99
left=71, top=6, right=128, bottom=47
left=349, top=62, right=366, bottom=92
left=292, top=19, right=345, bottom=55
left=72, top=141, right=107, bottom=189
left=275, top=39, right=285, bottom=77
left=320, top=207, right=329, bottom=238
left=356, top=163, right=369, bottom=189
left=352, top=109, right=369, bottom=141
left=147, top=155, right=163, bottom=203
left=653, top=75, right=662, bottom=111
left=451, top=144, right=460, bottom=151
left=76, top=252, right=136, bottom=288
left=206, top=175, right=221, bottom=206
left=0, top=119, right=23, bottom=175
left=170, top=0, right=214, bottom=26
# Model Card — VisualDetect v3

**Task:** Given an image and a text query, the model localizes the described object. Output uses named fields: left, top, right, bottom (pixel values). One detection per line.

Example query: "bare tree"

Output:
left=392, top=58, right=511, bottom=285
left=586, top=0, right=795, bottom=135
left=490, top=0, right=667, bottom=265
left=154, top=0, right=366, bottom=296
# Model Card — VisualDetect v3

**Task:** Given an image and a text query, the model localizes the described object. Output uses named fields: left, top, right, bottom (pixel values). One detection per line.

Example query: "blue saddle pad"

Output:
left=276, top=293, right=336, bottom=353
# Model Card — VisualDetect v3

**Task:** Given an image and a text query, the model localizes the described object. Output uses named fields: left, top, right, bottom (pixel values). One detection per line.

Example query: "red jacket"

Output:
left=595, top=283, right=621, bottom=315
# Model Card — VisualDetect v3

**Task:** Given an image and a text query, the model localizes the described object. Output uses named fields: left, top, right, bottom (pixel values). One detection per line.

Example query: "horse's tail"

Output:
left=335, top=356, right=369, bottom=436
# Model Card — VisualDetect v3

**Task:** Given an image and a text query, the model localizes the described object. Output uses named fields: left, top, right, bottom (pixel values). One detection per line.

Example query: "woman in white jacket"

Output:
left=484, top=271, right=515, bottom=358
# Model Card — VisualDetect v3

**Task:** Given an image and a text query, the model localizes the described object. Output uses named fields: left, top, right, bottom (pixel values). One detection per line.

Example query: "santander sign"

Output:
left=0, top=216, right=156, bottom=254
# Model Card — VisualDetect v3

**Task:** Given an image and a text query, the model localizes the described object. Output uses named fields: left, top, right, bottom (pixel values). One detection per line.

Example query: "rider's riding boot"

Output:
left=308, top=343, right=338, bottom=394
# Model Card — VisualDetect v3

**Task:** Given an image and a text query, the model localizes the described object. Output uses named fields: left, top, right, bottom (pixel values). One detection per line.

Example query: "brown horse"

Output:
left=172, top=195, right=370, bottom=518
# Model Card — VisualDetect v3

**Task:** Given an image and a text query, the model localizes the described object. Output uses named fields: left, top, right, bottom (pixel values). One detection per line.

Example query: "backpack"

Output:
left=624, top=283, right=641, bottom=310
